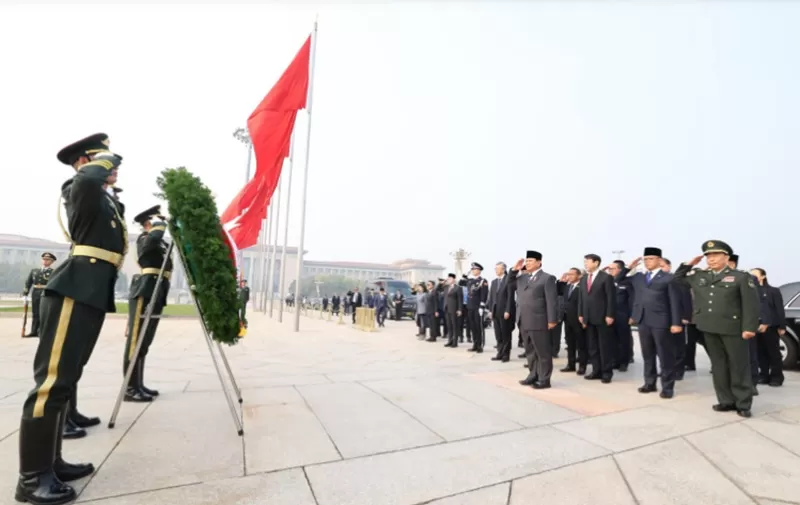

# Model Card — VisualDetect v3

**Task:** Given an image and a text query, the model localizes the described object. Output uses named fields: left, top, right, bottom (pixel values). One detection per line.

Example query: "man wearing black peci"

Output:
left=16, top=134, right=126, bottom=505
left=624, top=249, right=683, bottom=398
left=122, top=206, right=173, bottom=403
left=578, top=253, right=617, bottom=383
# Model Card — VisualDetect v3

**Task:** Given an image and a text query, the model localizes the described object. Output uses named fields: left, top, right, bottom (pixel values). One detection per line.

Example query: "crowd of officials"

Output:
left=399, top=241, right=787, bottom=420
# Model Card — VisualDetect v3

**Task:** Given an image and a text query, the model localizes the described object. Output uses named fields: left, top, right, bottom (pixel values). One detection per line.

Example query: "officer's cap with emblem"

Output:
left=701, top=240, right=733, bottom=256
left=471, top=262, right=483, bottom=271
left=134, top=205, right=162, bottom=225
left=526, top=250, right=543, bottom=261
left=643, top=247, right=662, bottom=257
left=41, top=252, right=57, bottom=261
left=57, top=133, right=114, bottom=165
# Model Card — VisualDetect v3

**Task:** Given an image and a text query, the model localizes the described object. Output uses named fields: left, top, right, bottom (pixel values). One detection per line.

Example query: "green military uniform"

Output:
left=238, top=282, right=250, bottom=328
left=16, top=134, right=127, bottom=505
left=123, top=205, right=172, bottom=403
left=22, top=253, right=57, bottom=337
left=673, top=240, right=760, bottom=416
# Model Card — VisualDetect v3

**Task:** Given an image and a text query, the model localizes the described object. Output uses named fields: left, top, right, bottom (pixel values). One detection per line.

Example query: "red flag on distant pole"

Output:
left=221, top=35, right=312, bottom=250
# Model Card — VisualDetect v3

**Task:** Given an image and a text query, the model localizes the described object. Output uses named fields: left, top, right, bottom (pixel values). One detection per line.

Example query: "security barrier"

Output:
left=354, top=307, right=377, bottom=332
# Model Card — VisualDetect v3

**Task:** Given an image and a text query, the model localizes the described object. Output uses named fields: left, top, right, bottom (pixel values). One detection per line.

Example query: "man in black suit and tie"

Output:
left=607, top=260, right=634, bottom=372
left=558, top=268, right=586, bottom=374
left=443, top=273, right=464, bottom=348
left=508, top=251, right=559, bottom=389
left=623, top=248, right=683, bottom=398
left=487, top=262, right=514, bottom=362
left=350, top=287, right=363, bottom=324
left=578, top=254, right=617, bottom=383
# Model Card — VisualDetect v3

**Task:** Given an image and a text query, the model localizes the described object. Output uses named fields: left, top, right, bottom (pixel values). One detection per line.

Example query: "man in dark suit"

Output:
left=624, top=248, right=683, bottom=398
left=558, top=268, right=586, bottom=374
left=350, top=287, right=363, bottom=324
left=508, top=251, right=559, bottom=389
left=607, top=260, right=634, bottom=372
left=443, top=273, right=464, bottom=347
left=487, top=262, right=514, bottom=362
left=664, top=258, right=691, bottom=380
left=578, top=254, right=617, bottom=383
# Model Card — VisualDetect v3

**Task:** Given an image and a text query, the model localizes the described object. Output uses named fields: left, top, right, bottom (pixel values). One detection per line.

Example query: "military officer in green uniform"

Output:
left=22, top=253, right=57, bottom=338
left=15, top=134, right=127, bottom=505
left=123, top=205, right=172, bottom=403
left=673, top=240, right=760, bottom=418
left=238, top=280, right=250, bottom=328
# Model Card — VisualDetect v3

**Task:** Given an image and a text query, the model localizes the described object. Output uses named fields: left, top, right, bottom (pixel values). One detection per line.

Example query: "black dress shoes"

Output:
left=618, top=364, right=628, bottom=372
left=638, top=384, right=658, bottom=394
left=659, top=390, right=674, bottom=399
left=519, top=377, right=538, bottom=386
left=532, top=381, right=551, bottom=390
left=576, top=367, right=586, bottom=376
left=737, top=409, right=752, bottom=418
left=491, top=356, right=502, bottom=361
left=601, top=377, right=612, bottom=384
left=62, top=417, right=86, bottom=440
left=518, top=353, right=526, bottom=359
left=712, top=404, right=736, bottom=412
left=124, top=387, right=153, bottom=403
left=560, top=366, right=576, bottom=373
left=584, top=374, right=601, bottom=381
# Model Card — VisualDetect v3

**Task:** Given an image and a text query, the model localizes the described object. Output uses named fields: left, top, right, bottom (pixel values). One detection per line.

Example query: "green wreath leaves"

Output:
left=156, top=167, right=241, bottom=345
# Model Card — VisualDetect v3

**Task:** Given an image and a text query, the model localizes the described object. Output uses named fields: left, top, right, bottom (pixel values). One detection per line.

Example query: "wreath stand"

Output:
left=107, top=230, right=244, bottom=436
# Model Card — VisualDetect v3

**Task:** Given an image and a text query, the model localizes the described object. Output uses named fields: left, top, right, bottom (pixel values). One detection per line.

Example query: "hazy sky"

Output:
left=1, top=2, right=797, bottom=283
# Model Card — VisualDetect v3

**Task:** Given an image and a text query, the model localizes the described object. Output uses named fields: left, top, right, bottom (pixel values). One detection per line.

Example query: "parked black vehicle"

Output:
left=365, top=278, right=415, bottom=320
left=779, top=282, right=800, bottom=370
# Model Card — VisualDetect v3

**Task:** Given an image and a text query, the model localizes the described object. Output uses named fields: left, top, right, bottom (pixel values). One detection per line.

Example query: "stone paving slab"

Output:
left=305, top=427, right=610, bottom=505
left=615, top=438, right=755, bottom=505
left=1, top=313, right=799, bottom=505
left=510, top=457, right=636, bottom=505
left=686, top=423, right=800, bottom=503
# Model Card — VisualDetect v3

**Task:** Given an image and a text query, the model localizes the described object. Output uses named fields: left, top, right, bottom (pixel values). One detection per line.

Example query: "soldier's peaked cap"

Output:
left=41, top=252, right=57, bottom=261
left=702, top=240, right=732, bottom=256
left=643, top=247, right=662, bottom=257
left=471, top=262, right=483, bottom=271
left=134, top=205, right=162, bottom=225
left=57, top=133, right=111, bottom=165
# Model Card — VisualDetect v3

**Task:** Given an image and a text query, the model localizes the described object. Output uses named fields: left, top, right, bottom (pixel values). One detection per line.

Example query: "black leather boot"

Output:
left=124, top=363, right=152, bottom=403
left=138, top=357, right=159, bottom=397
left=54, top=407, right=94, bottom=482
left=15, top=414, right=76, bottom=505
left=68, top=387, right=100, bottom=429
left=62, top=416, right=86, bottom=440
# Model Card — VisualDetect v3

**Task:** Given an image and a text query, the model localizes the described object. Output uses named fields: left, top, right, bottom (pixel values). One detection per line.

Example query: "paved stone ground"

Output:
left=1, top=311, right=800, bottom=505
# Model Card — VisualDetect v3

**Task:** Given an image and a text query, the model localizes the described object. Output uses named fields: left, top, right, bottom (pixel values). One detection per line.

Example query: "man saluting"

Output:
left=16, top=134, right=126, bottom=505
left=123, top=206, right=172, bottom=403
left=673, top=240, right=760, bottom=418
left=22, top=253, right=57, bottom=338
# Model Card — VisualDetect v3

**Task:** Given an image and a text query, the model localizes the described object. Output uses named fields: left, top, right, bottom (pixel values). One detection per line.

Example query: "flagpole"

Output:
left=268, top=134, right=293, bottom=318
left=260, top=202, right=274, bottom=312
left=293, top=20, right=319, bottom=332
left=276, top=132, right=297, bottom=323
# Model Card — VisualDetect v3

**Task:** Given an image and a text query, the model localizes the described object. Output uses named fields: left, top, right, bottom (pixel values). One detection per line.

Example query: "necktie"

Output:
left=645, top=271, right=652, bottom=285
left=587, top=273, right=593, bottom=292
left=568, top=284, right=575, bottom=297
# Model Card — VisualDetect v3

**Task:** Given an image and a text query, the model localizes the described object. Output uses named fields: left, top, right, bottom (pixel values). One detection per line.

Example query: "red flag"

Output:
left=221, top=35, right=311, bottom=249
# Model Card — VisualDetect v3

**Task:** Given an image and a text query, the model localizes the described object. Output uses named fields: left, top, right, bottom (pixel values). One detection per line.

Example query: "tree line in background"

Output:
left=0, top=263, right=128, bottom=296
left=287, top=274, right=362, bottom=298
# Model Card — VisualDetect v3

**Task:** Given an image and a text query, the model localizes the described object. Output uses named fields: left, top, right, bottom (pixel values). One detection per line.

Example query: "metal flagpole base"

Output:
left=109, top=241, right=175, bottom=429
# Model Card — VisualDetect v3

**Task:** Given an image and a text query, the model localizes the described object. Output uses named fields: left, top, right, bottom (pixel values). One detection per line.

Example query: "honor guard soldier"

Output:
left=123, top=206, right=172, bottom=403
left=22, top=253, right=57, bottom=338
left=15, top=134, right=126, bottom=505
left=238, top=280, right=250, bottom=327
left=466, top=262, right=489, bottom=353
left=673, top=240, right=760, bottom=418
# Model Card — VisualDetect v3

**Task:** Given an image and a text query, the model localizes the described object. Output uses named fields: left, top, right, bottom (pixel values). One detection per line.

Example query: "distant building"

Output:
left=0, top=234, right=71, bottom=266
left=1, top=233, right=444, bottom=296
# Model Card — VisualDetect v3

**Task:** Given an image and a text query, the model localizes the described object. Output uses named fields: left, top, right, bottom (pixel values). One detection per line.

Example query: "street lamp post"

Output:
left=232, top=127, right=253, bottom=282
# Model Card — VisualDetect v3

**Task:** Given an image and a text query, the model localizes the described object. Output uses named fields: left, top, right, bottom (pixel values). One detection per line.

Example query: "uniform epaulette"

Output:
left=81, top=159, right=116, bottom=171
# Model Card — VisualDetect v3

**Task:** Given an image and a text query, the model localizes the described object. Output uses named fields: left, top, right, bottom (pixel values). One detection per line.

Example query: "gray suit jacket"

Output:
left=508, top=268, right=558, bottom=331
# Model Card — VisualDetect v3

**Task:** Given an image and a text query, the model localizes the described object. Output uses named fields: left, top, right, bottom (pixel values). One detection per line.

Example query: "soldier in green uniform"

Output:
left=673, top=240, right=760, bottom=418
left=15, top=134, right=127, bottom=505
left=22, top=253, right=57, bottom=338
left=238, top=280, right=250, bottom=328
left=123, top=205, right=172, bottom=403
